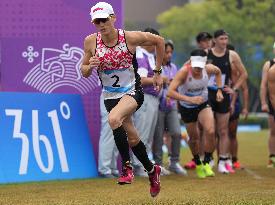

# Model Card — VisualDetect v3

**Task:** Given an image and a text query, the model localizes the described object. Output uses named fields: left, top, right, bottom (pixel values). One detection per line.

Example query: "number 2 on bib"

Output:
left=111, top=75, right=120, bottom=87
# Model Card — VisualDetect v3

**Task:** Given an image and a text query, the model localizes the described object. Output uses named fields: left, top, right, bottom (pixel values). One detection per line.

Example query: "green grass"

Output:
left=1, top=130, right=275, bottom=205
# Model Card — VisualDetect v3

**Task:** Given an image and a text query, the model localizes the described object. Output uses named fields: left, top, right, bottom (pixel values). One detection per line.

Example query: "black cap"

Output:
left=144, top=27, right=159, bottom=36
left=196, top=32, right=212, bottom=42
left=214, top=29, right=229, bottom=38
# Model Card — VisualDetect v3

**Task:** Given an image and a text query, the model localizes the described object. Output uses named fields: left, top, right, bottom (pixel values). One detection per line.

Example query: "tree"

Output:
left=157, top=0, right=275, bottom=111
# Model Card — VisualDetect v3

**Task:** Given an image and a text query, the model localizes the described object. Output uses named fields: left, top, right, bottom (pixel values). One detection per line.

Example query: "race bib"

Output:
left=208, top=74, right=226, bottom=87
left=100, top=68, right=134, bottom=93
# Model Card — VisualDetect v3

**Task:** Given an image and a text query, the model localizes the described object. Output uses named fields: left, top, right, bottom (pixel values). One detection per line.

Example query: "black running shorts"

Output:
left=178, top=101, right=209, bottom=123
left=208, top=89, right=230, bottom=113
left=104, top=89, right=144, bottom=113
left=268, top=97, right=274, bottom=116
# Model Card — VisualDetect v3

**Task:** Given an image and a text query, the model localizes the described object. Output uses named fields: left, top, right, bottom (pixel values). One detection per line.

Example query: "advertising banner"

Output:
left=0, top=0, right=124, bottom=170
left=0, top=92, right=97, bottom=183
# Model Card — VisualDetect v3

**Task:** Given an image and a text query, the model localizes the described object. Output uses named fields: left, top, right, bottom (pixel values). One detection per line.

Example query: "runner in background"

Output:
left=207, top=29, right=247, bottom=174
left=227, top=44, right=249, bottom=169
left=260, top=42, right=275, bottom=168
left=168, top=49, right=223, bottom=178
left=184, top=32, right=214, bottom=170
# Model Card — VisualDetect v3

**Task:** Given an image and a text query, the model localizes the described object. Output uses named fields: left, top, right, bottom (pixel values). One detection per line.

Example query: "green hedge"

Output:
left=180, top=113, right=269, bottom=129
left=238, top=113, right=268, bottom=129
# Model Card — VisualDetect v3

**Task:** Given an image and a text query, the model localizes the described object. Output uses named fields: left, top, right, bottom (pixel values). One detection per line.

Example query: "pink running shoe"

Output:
left=225, top=163, right=235, bottom=174
left=117, top=164, right=134, bottom=185
left=148, top=165, right=161, bottom=197
left=184, top=159, right=196, bottom=170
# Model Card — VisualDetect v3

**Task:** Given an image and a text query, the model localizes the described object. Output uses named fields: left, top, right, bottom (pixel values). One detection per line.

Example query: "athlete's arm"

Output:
left=260, top=61, right=270, bottom=112
left=81, top=34, right=97, bottom=78
left=167, top=66, right=204, bottom=105
left=205, top=64, right=222, bottom=88
left=126, top=31, right=164, bottom=91
left=230, top=50, right=248, bottom=90
left=125, top=31, right=164, bottom=71
left=167, top=66, right=188, bottom=101
left=241, top=80, right=249, bottom=118
left=268, top=66, right=275, bottom=110
left=205, top=64, right=224, bottom=102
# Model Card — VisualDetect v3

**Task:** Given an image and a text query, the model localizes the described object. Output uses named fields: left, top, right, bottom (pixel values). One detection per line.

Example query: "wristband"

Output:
left=153, top=67, right=162, bottom=74
left=233, top=87, right=239, bottom=93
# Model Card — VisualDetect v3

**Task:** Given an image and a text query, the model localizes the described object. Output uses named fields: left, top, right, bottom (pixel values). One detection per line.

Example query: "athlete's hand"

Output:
left=241, top=108, right=248, bottom=120
left=229, top=103, right=235, bottom=116
left=223, top=85, right=234, bottom=95
left=216, top=89, right=224, bottom=102
left=89, top=54, right=101, bottom=69
left=261, top=103, right=269, bottom=113
left=153, top=73, right=163, bottom=92
left=189, top=96, right=204, bottom=105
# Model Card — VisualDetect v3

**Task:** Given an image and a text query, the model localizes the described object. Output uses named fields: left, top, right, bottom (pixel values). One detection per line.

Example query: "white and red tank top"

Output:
left=96, top=29, right=140, bottom=99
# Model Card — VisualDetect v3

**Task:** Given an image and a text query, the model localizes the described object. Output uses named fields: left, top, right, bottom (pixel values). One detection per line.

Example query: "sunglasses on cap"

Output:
left=92, top=16, right=111, bottom=25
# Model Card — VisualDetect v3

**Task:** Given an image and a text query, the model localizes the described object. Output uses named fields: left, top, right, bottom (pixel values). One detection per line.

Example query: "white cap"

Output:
left=90, top=2, right=114, bottom=21
left=190, top=56, right=207, bottom=69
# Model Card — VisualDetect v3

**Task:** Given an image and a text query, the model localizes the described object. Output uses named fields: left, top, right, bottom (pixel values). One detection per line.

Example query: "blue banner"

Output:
left=0, top=92, right=97, bottom=183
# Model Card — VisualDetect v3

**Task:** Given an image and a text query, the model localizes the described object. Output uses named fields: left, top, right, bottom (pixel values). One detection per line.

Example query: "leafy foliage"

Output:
left=157, top=0, right=275, bottom=111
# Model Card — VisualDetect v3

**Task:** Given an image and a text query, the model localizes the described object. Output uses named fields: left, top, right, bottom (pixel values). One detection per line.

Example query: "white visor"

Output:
left=190, top=56, right=207, bottom=69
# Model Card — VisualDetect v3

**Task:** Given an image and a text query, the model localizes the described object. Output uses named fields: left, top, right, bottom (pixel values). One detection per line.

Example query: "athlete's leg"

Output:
left=186, top=121, right=207, bottom=178
left=267, top=67, right=275, bottom=166
left=198, top=123, right=204, bottom=157
left=197, top=106, right=216, bottom=177
left=216, top=112, right=230, bottom=155
left=268, top=116, right=275, bottom=163
left=229, top=118, right=239, bottom=164
left=105, top=95, right=137, bottom=166
left=185, top=122, right=200, bottom=164
left=104, top=95, right=139, bottom=184
left=198, top=107, right=215, bottom=162
left=132, top=94, right=159, bottom=171
left=268, top=67, right=275, bottom=110
left=108, top=95, right=137, bottom=130
left=122, top=115, right=154, bottom=172
left=98, top=94, right=118, bottom=177
left=215, top=112, right=234, bottom=173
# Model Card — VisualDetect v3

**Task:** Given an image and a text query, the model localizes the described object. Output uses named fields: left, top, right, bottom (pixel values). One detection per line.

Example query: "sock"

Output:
left=194, top=154, right=202, bottom=165
left=203, top=152, right=212, bottom=164
left=131, top=141, right=154, bottom=172
left=113, top=126, right=130, bottom=165
left=232, top=156, right=238, bottom=163
left=219, top=155, right=229, bottom=161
